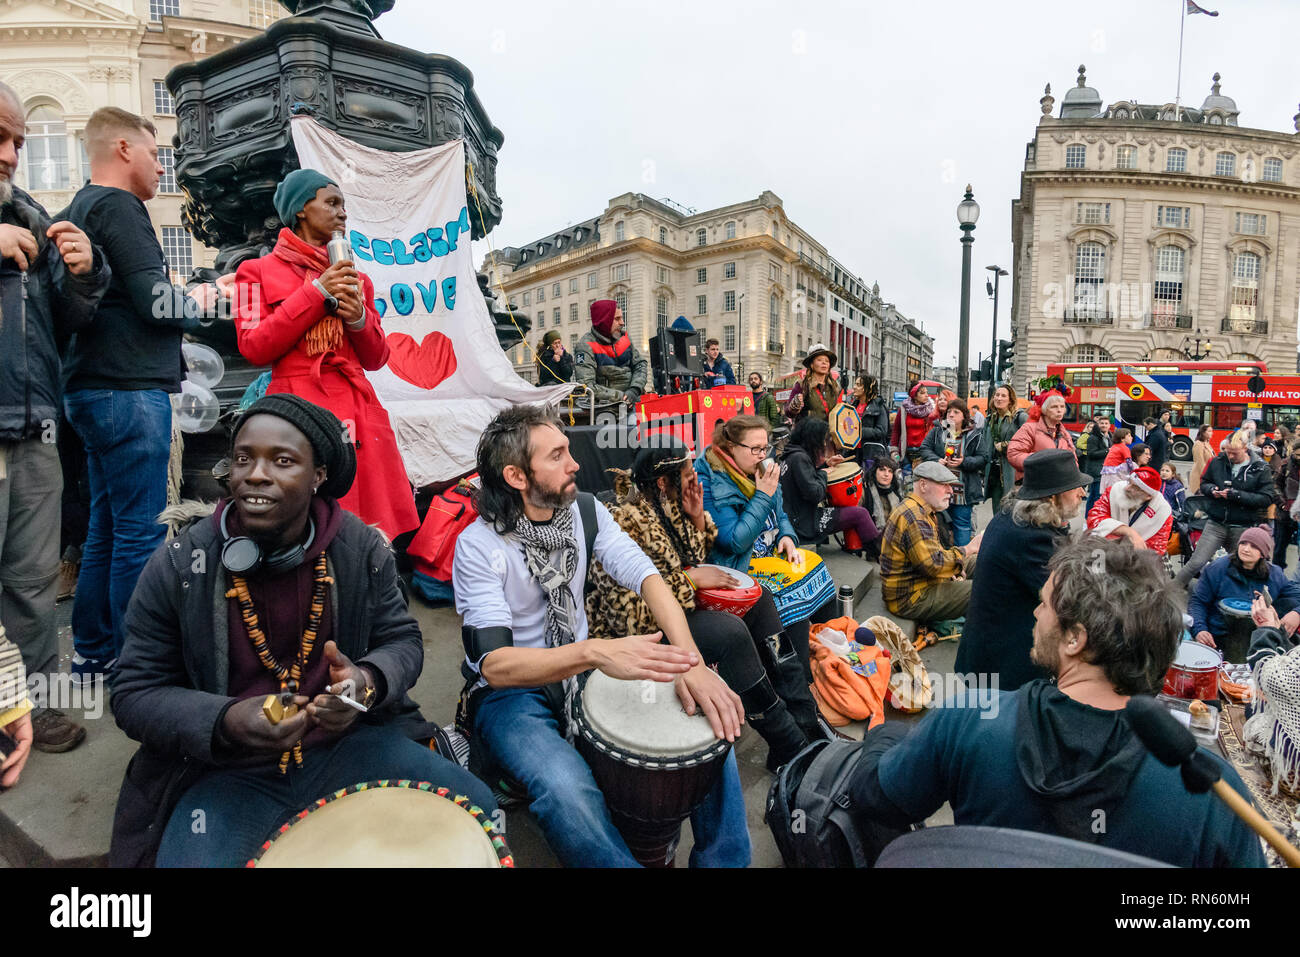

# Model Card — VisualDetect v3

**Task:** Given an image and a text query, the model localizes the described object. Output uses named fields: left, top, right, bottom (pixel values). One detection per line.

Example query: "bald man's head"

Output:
left=0, top=83, right=22, bottom=205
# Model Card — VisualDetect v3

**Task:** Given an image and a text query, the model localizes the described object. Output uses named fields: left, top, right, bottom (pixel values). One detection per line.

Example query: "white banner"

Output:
left=289, top=116, right=573, bottom=487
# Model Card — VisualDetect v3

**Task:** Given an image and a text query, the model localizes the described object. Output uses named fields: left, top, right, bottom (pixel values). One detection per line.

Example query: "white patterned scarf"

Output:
left=514, top=506, right=581, bottom=740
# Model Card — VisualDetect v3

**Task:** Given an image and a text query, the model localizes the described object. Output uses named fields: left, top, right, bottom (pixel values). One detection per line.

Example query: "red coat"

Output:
left=1005, top=418, right=1079, bottom=481
left=234, top=231, right=419, bottom=539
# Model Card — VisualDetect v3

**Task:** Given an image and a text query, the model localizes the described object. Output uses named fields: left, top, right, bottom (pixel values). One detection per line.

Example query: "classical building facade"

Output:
left=1, top=0, right=283, bottom=281
left=484, top=190, right=920, bottom=389
left=1010, top=67, right=1300, bottom=394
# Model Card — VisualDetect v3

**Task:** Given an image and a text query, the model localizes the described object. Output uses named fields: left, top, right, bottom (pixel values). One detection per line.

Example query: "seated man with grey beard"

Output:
left=848, top=538, right=1264, bottom=868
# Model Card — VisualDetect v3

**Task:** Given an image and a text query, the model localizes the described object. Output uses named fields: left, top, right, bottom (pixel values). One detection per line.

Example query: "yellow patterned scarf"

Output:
left=705, top=445, right=756, bottom=499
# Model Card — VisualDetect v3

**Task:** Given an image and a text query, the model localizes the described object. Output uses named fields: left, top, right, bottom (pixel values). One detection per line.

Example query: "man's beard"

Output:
left=1109, top=483, right=1146, bottom=518
left=526, top=475, right=577, bottom=512
left=1029, top=624, right=1062, bottom=675
left=0, top=174, right=12, bottom=205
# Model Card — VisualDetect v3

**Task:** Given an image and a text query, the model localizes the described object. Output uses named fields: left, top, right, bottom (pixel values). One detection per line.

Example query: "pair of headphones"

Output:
left=220, top=506, right=317, bottom=576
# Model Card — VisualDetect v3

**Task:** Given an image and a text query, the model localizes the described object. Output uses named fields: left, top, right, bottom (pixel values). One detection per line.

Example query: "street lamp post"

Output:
left=956, top=185, right=980, bottom=401
left=986, top=264, right=1008, bottom=386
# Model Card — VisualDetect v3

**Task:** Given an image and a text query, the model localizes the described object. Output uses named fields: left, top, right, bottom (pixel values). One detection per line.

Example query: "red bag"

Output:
left=408, top=476, right=479, bottom=602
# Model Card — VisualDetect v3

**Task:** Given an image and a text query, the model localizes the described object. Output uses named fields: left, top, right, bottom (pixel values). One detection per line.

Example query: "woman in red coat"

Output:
left=233, top=169, right=419, bottom=540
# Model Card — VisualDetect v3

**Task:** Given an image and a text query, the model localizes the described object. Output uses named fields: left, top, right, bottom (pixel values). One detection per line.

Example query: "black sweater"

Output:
left=63, top=184, right=202, bottom=392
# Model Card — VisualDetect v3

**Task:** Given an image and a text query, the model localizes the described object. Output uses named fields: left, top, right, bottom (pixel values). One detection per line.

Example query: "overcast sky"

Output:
left=378, top=0, right=1300, bottom=368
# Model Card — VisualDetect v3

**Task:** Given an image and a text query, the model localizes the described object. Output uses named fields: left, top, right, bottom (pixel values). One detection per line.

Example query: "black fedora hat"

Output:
left=1019, top=449, right=1093, bottom=499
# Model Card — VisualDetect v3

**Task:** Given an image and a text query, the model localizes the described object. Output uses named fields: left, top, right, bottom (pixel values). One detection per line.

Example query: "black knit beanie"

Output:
left=232, top=395, right=357, bottom=499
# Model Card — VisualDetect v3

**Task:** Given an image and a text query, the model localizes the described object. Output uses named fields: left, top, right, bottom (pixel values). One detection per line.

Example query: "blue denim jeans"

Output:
left=949, top=504, right=973, bottom=547
left=63, top=389, right=173, bottom=662
left=1085, top=478, right=1102, bottom=516
left=156, top=723, right=499, bottom=867
left=474, top=685, right=751, bottom=868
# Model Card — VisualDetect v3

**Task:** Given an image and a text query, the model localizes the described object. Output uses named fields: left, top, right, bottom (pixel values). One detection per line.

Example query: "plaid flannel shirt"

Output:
left=880, top=492, right=965, bottom=612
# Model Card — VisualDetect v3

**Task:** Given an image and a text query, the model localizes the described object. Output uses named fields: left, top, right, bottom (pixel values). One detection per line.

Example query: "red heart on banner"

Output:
left=385, top=331, right=459, bottom=391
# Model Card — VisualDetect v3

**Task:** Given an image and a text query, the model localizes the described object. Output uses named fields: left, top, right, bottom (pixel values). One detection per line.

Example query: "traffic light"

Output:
left=979, top=358, right=993, bottom=382
left=997, top=339, right=1015, bottom=380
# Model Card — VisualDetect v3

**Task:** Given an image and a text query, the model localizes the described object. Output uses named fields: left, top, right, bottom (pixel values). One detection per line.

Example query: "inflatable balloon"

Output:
left=174, top=380, right=220, bottom=433
left=182, top=341, right=225, bottom=391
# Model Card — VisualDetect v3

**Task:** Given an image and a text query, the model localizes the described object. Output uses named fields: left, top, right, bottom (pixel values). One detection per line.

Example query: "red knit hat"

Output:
left=1131, top=466, right=1162, bottom=495
left=590, top=299, right=619, bottom=338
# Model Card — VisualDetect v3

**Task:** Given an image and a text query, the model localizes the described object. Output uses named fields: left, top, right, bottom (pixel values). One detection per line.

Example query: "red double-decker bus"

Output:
left=1043, top=359, right=1300, bottom=460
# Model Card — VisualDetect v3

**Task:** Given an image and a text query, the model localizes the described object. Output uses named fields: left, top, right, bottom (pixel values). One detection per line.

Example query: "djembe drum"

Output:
left=690, top=564, right=763, bottom=617
left=573, top=670, right=732, bottom=867
left=825, top=462, right=866, bottom=550
left=247, top=780, right=514, bottom=868
left=1216, top=598, right=1255, bottom=664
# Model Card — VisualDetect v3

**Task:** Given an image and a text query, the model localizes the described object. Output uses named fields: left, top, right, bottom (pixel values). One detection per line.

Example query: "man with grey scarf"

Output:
left=0, top=82, right=110, bottom=754
left=452, top=405, right=750, bottom=867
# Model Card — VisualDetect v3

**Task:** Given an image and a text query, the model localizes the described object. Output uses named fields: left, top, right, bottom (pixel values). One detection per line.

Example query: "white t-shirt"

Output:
left=453, top=499, right=659, bottom=684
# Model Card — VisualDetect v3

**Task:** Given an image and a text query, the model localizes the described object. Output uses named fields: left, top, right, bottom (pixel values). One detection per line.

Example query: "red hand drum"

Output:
left=1162, top=641, right=1221, bottom=701
left=825, top=462, right=865, bottom=549
left=690, top=565, right=762, bottom=617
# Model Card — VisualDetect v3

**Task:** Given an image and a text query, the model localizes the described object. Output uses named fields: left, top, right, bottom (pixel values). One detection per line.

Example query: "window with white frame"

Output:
left=1072, top=242, right=1106, bottom=318
left=587, top=299, right=595, bottom=318
left=536, top=286, right=545, bottom=302
left=161, top=226, right=193, bottom=284
left=696, top=267, right=707, bottom=284
left=1215, top=152, right=1236, bottom=177
left=1263, top=157, right=1283, bottom=182
left=1157, top=205, right=1191, bottom=228
left=23, top=105, right=68, bottom=191
left=724, top=325, right=736, bottom=350
left=569, top=278, right=578, bottom=294
left=615, top=221, right=625, bottom=242
left=153, top=80, right=174, bottom=115
left=587, top=272, right=598, bottom=289
left=570, top=334, right=578, bottom=349
left=536, top=312, right=545, bottom=329
left=569, top=303, right=578, bottom=324
left=158, top=147, right=177, bottom=193
left=724, top=291, right=736, bottom=312
left=769, top=263, right=781, bottom=281
left=1065, top=144, right=1086, bottom=168
left=553, top=308, right=560, bottom=325
left=659, top=226, right=667, bottom=244
left=552, top=282, right=561, bottom=298
left=1230, top=252, right=1261, bottom=323
left=696, top=228, right=707, bottom=247
left=768, top=294, right=781, bottom=348
left=725, top=221, right=736, bottom=240
left=1077, top=202, right=1110, bottom=225
left=697, top=295, right=707, bottom=316
left=797, top=334, right=803, bottom=355
left=1115, top=145, right=1136, bottom=170
left=611, top=263, right=628, bottom=282
left=1235, top=212, right=1267, bottom=236
left=1061, top=344, right=1113, bottom=363
left=1151, top=245, right=1185, bottom=325
left=523, top=292, right=531, bottom=306
left=1166, top=147, right=1187, bottom=173
left=832, top=297, right=841, bottom=312
left=656, top=296, right=668, bottom=328
left=656, top=265, right=669, bottom=284
left=614, top=291, right=627, bottom=321
left=724, top=261, right=736, bottom=280
left=249, top=0, right=281, bottom=28
left=150, top=0, right=179, bottom=21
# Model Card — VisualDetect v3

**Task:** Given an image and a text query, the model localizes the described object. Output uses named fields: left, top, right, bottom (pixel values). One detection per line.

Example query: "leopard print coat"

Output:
left=586, top=475, right=716, bottom=641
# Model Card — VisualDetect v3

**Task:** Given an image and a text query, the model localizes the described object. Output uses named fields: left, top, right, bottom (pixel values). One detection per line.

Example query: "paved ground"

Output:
left=0, top=496, right=1048, bottom=867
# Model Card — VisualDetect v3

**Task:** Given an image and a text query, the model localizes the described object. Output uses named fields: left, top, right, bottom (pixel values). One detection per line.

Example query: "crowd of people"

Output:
left=0, top=91, right=1295, bottom=869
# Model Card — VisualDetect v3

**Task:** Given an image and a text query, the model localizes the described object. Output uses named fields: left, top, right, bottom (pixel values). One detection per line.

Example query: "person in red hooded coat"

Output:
left=232, top=169, right=424, bottom=540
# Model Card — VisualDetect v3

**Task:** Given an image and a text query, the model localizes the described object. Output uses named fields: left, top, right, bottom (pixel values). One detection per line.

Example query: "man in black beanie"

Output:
left=109, top=396, right=495, bottom=867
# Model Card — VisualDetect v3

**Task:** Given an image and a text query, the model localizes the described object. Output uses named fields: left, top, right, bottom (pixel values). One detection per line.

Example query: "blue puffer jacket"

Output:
left=695, top=446, right=798, bottom=571
left=1187, top=554, right=1300, bottom=638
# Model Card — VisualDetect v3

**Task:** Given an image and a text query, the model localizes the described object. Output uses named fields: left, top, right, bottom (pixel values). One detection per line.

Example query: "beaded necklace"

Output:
left=227, top=553, right=334, bottom=773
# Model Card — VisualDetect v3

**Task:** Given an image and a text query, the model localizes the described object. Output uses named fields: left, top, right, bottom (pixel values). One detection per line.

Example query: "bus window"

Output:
left=1063, top=402, right=1081, bottom=424
left=1094, top=367, right=1118, bottom=386
left=1213, top=405, right=1246, bottom=432
left=1117, top=399, right=1154, bottom=427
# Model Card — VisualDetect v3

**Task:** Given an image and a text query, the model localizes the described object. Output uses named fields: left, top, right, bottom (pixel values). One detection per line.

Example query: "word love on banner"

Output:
left=348, top=206, right=471, bottom=317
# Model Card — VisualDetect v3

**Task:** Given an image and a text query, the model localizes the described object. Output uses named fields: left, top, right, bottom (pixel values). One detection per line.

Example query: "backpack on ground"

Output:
left=765, top=738, right=913, bottom=867
left=408, top=476, right=479, bottom=603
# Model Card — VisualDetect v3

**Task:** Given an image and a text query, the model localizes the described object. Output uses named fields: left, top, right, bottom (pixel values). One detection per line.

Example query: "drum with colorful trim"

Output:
left=574, top=670, right=731, bottom=868
left=247, top=780, right=513, bottom=868
left=691, top=565, right=763, bottom=617
left=1162, top=641, right=1221, bottom=701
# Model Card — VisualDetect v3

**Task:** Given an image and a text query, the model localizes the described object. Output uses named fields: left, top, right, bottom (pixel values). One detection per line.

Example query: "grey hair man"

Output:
left=0, top=81, right=111, bottom=752
left=958, top=449, right=1092, bottom=690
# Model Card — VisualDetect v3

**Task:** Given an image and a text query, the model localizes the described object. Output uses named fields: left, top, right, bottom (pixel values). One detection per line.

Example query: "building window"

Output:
left=553, top=308, right=561, bottom=325
left=1230, top=252, right=1261, bottom=323
left=153, top=80, right=174, bottom=116
left=1157, top=205, right=1191, bottom=229
left=614, top=292, right=628, bottom=321
left=536, top=286, right=545, bottom=302
left=1076, top=201, right=1110, bottom=225
left=158, top=147, right=178, bottom=193
left=587, top=299, right=595, bottom=318
left=769, top=263, right=781, bottom=281
left=696, top=228, right=707, bottom=247
left=587, top=272, right=598, bottom=289
left=656, top=265, right=669, bottom=284
left=522, top=292, right=531, bottom=306
left=611, top=263, right=628, bottom=282
left=1151, top=245, right=1185, bottom=325
left=659, top=226, right=668, bottom=244
left=1166, top=147, right=1187, bottom=173
left=1215, top=152, right=1236, bottom=177
left=724, top=291, right=736, bottom=312
left=768, top=294, right=781, bottom=349
left=552, top=282, right=561, bottom=298
left=724, top=325, right=736, bottom=350
left=249, top=0, right=281, bottom=28
left=1065, top=144, right=1086, bottom=168
left=697, top=295, right=707, bottom=316
left=797, top=334, right=804, bottom=355
left=569, top=303, right=578, bottom=324
left=724, top=261, right=736, bottom=280
left=150, top=0, right=179, bottom=21
left=1262, top=157, right=1283, bottom=182
left=1061, top=344, right=1113, bottom=364
left=23, top=105, right=70, bottom=191
left=656, top=296, right=668, bottom=329
left=615, top=221, right=625, bottom=242
left=161, top=226, right=193, bottom=284
left=725, top=221, right=736, bottom=240
left=570, top=334, right=578, bottom=349
left=696, top=267, right=707, bottom=284
left=1234, top=212, right=1267, bottom=236
left=1072, top=242, right=1106, bottom=318
left=536, top=312, right=545, bottom=329
left=1115, top=145, right=1136, bottom=170
left=569, top=278, right=578, bottom=294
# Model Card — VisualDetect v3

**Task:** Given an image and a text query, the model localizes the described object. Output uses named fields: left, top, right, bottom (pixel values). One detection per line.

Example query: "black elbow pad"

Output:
left=463, top=625, right=514, bottom=662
